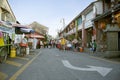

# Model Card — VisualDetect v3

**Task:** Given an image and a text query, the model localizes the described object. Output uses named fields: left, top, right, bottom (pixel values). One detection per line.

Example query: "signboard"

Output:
left=0, top=26, right=13, bottom=33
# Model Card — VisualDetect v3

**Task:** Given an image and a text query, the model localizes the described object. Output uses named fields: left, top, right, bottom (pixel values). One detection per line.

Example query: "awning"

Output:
left=13, top=24, right=34, bottom=34
left=20, top=28, right=34, bottom=33
left=25, top=34, right=44, bottom=39
left=12, top=24, right=27, bottom=28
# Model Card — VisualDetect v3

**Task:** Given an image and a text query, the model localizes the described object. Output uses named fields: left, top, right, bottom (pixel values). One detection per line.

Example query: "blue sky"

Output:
left=8, top=0, right=95, bottom=37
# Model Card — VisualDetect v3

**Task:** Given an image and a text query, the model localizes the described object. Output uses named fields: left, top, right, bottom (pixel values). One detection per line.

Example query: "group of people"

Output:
left=56, top=37, right=97, bottom=53
left=39, top=39, right=56, bottom=49
left=27, top=37, right=97, bottom=53
left=56, top=37, right=80, bottom=51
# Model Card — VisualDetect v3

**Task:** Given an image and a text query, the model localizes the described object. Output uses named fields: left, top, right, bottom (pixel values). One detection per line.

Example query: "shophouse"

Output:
left=29, top=21, right=48, bottom=35
left=0, top=0, right=16, bottom=22
left=0, top=0, right=16, bottom=35
left=93, top=0, right=120, bottom=57
left=28, top=21, right=49, bottom=48
left=0, top=0, right=16, bottom=40
left=59, top=0, right=103, bottom=48
left=0, top=0, right=16, bottom=58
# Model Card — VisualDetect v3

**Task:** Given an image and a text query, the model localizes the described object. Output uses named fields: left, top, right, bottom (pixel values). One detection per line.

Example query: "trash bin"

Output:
left=10, top=47, right=16, bottom=58
left=26, top=47, right=29, bottom=55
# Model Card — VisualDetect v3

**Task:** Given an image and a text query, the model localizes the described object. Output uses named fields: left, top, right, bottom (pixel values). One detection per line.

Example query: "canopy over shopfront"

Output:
left=20, top=28, right=34, bottom=33
left=25, top=34, right=44, bottom=39
left=12, top=24, right=34, bottom=34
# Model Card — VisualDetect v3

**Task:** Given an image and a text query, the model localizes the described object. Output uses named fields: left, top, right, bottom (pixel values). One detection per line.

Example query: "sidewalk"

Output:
left=83, top=51, right=120, bottom=63
left=81, top=48, right=120, bottom=63
left=0, top=49, right=41, bottom=80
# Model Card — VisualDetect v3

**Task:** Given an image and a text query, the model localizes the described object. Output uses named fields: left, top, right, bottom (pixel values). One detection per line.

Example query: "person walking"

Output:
left=92, top=40, right=97, bottom=53
left=60, top=37, right=66, bottom=51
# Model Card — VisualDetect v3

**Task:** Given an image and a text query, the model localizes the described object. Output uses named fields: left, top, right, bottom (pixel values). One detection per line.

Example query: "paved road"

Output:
left=16, top=48, right=120, bottom=80
left=0, top=48, right=120, bottom=80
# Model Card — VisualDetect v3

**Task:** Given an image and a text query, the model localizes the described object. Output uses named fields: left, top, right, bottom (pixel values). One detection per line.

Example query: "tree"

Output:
left=44, top=34, right=48, bottom=41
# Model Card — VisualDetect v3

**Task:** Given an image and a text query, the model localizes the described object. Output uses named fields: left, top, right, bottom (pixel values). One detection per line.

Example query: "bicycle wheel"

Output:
left=0, top=47, right=7, bottom=63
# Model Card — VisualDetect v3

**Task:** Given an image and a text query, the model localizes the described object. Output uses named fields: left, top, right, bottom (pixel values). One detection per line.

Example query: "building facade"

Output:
left=93, top=0, right=120, bottom=57
left=59, top=1, right=103, bottom=47
left=0, top=0, right=16, bottom=22
left=59, top=0, right=120, bottom=57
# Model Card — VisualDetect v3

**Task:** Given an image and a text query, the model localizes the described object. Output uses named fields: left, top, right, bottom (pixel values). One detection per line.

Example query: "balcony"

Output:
left=66, top=27, right=76, bottom=36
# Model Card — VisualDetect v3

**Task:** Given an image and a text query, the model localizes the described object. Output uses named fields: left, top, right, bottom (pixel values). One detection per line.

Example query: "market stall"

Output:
left=0, top=21, right=14, bottom=62
left=13, top=24, right=34, bottom=56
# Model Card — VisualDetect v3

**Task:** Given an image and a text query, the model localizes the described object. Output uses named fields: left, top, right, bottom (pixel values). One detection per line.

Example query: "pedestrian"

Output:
left=60, top=37, right=66, bottom=51
left=40, top=41, right=43, bottom=48
left=48, top=40, right=52, bottom=49
left=92, top=40, right=97, bottom=53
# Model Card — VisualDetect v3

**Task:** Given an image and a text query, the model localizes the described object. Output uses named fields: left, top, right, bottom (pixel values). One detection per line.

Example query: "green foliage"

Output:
left=44, top=34, right=48, bottom=41
left=68, top=35, right=75, bottom=41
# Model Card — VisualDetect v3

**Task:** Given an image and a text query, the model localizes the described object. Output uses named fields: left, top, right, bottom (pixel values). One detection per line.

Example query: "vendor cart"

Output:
left=0, top=31, right=12, bottom=63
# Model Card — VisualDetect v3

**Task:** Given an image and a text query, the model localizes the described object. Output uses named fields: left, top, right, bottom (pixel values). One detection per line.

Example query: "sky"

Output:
left=8, top=0, right=95, bottom=37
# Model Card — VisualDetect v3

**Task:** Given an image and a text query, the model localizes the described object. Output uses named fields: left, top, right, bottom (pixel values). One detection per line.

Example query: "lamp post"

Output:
left=60, top=18, right=65, bottom=37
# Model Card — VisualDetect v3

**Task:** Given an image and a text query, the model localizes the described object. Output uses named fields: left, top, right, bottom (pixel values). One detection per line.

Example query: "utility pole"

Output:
left=63, top=18, right=65, bottom=28
left=60, top=18, right=66, bottom=37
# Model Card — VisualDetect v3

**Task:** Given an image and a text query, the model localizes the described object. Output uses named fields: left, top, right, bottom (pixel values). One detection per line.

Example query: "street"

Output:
left=0, top=0, right=120, bottom=80
left=1, top=48, right=119, bottom=80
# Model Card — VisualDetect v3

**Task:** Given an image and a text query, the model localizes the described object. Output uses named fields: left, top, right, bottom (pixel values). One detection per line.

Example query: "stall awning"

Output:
left=25, top=34, right=44, bottom=39
left=12, top=24, right=27, bottom=28
left=13, top=24, right=34, bottom=34
left=20, top=28, right=34, bottom=33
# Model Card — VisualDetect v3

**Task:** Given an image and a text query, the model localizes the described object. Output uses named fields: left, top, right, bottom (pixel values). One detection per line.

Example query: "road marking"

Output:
left=0, top=72, right=8, bottom=80
left=16, top=57, right=29, bottom=61
left=9, top=51, right=41, bottom=80
left=90, top=56, right=120, bottom=64
left=62, top=60, right=112, bottom=77
left=6, top=60, right=22, bottom=67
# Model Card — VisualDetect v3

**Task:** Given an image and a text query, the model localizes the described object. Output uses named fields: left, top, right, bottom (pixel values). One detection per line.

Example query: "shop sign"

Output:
left=0, top=26, right=13, bottom=33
